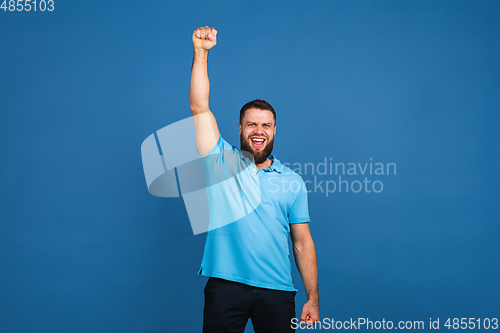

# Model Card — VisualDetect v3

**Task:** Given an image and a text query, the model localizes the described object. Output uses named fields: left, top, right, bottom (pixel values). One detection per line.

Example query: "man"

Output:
left=190, top=26, right=319, bottom=333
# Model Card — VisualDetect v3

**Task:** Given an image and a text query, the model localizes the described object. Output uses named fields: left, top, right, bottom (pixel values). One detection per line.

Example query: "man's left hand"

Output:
left=300, top=299, right=320, bottom=326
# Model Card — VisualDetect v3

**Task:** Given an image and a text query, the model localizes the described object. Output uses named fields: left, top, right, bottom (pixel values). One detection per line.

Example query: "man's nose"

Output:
left=253, top=125, right=265, bottom=134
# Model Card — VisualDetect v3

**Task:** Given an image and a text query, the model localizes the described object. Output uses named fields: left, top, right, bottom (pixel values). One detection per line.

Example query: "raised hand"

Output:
left=193, top=26, right=217, bottom=50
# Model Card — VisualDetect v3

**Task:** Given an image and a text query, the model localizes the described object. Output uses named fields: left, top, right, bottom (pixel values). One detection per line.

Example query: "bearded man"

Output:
left=190, top=26, right=320, bottom=333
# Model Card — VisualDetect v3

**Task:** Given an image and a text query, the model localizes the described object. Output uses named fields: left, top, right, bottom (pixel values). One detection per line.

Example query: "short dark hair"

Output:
left=239, top=99, right=276, bottom=125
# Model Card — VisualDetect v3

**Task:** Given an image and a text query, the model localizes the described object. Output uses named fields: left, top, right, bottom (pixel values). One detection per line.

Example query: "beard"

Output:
left=240, top=134, right=275, bottom=165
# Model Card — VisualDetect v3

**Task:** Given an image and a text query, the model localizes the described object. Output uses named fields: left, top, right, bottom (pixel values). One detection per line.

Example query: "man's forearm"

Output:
left=190, top=48, right=210, bottom=113
left=294, top=240, right=319, bottom=302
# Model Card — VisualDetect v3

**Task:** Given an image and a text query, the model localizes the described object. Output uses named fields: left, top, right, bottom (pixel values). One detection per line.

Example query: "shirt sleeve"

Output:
left=197, top=135, right=229, bottom=187
left=197, top=135, right=224, bottom=159
left=288, top=176, right=311, bottom=224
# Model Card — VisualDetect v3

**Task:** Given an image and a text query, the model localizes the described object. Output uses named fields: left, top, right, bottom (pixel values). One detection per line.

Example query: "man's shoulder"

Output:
left=201, top=135, right=239, bottom=159
left=219, top=136, right=240, bottom=152
left=277, top=160, right=305, bottom=181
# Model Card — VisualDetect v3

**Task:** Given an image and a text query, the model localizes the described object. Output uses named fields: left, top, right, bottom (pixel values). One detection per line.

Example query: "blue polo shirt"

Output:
left=198, top=135, right=310, bottom=291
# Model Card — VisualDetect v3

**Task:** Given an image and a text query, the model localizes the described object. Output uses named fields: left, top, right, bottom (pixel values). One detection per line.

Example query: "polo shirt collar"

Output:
left=240, top=151, right=283, bottom=173
left=267, top=155, right=283, bottom=173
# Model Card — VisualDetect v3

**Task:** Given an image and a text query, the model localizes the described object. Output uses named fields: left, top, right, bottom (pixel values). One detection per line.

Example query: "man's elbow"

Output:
left=295, top=237, right=316, bottom=253
left=293, top=239, right=309, bottom=255
left=190, top=104, right=210, bottom=115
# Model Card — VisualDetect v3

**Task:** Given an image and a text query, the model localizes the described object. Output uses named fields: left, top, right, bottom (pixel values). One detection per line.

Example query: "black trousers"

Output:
left=203, top=277, right=296, bottom=333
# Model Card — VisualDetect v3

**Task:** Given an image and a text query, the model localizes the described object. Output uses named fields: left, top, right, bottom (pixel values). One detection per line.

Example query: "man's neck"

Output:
left=256, top=158, right=272, bottom=171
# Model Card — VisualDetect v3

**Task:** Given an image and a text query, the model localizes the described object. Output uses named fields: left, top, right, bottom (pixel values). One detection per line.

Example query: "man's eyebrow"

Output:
left=245, top=121, right=273, bottom=126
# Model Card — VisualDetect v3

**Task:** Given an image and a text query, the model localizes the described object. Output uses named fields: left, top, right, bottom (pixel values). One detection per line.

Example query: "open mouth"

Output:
left=250, top=137, right=266, bottom=148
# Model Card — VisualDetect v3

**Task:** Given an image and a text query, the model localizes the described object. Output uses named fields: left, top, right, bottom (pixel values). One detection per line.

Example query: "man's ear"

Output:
left=238, top=124, right=242, bottom=136
left=274, top=125, right=277, bottom=135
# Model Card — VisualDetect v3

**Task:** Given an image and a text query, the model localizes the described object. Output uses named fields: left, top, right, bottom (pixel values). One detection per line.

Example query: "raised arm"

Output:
left=190, top=26, right=220, bottom=157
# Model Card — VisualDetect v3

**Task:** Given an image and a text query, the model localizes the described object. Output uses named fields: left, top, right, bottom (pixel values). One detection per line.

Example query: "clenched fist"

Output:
left=193, top=26, right=217, bottom=50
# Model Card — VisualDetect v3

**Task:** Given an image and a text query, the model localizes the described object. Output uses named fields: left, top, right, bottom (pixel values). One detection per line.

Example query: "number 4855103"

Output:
left=444, top=318, right=498, bottom=330
left=1, top=0, right=55, bottom=11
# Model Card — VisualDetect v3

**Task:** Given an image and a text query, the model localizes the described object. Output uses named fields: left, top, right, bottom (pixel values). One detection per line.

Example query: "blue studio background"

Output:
left=1, top=1, right=499, bottom=332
